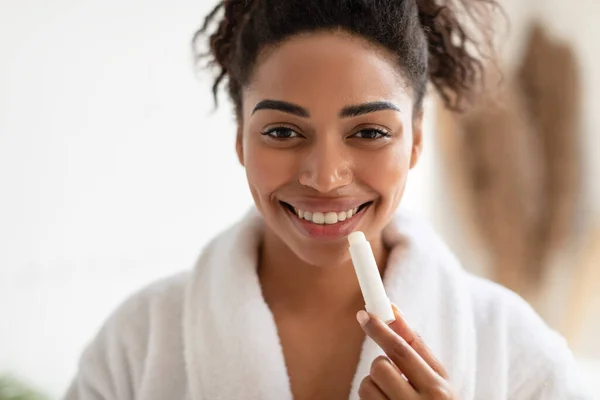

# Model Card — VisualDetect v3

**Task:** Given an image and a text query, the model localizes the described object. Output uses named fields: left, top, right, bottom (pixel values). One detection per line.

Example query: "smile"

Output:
left=280, top=201, right=372, bottom=225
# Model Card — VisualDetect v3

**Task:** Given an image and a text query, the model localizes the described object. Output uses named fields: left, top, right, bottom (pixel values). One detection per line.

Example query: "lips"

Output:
left=279, top=200, right=372, bottom=239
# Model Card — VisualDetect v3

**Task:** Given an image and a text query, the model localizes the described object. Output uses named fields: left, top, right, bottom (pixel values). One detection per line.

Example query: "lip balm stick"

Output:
left=348, top=231, right=395, bottom=324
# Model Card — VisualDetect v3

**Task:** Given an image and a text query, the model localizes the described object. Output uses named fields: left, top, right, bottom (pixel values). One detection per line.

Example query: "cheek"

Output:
left=360, top=138, right=413, bottom=201
left=244, top=139, right=297, bottom=201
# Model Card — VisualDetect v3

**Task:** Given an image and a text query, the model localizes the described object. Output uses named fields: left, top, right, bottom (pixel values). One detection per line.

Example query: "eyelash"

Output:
left=352, top=128, right=391, bottom=140
left=260, top=127, right=391, bottom=140
left=261, top=126, right=300, bottom=140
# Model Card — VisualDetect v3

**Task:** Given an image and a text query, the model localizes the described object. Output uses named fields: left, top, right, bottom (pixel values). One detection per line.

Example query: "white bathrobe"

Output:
left=64, top=209, right=593, bottom=400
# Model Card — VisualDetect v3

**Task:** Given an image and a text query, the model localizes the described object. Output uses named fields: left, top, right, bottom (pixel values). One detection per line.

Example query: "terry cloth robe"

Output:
left=64, top=208, right=593, bottom=400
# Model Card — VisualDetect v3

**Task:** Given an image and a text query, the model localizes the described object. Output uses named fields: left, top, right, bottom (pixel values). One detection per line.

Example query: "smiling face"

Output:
left=237, top=31, right=423, bottom=267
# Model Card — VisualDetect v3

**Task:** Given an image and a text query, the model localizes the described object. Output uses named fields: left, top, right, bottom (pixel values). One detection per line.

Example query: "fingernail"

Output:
left=391, top=303, right=404, bottom=317
left=356, top=310, right=370, bottom=327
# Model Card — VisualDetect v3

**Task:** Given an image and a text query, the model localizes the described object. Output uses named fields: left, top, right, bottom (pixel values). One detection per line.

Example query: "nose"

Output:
left=298, top=135, right=353, bottom=193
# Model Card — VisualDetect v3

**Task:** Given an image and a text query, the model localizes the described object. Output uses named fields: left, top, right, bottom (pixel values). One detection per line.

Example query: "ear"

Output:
left=409, top=110, right=424, bottom=169
left=236, top=124, right=245, bottom=167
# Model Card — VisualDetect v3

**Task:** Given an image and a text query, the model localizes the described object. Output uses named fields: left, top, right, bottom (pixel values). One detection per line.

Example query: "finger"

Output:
left=389, top=304, right=448, bottom=379
left=358, top=375, right=388, bottom=400
left=369, top=355, right=416, bottom=397
left=357, top=309, right=440, bottom=390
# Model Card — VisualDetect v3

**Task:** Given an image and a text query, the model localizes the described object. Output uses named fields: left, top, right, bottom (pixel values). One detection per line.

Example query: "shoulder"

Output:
left=465, top=275, right=592, bottom=398
left=93, top=270, right=190, bottom=351
left=97, top=271, right=190, bottom=361
left=106, top=272, right=190, bottom=332
left=65, top=272, right=190, bottom=399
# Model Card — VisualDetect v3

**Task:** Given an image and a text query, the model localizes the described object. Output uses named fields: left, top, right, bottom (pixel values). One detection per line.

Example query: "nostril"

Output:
left=298, top=169, right=353, bottom=193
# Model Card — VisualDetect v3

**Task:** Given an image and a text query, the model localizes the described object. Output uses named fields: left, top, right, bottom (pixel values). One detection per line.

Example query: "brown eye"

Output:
left=352, top=128, right=390, bottom=140
left=261, top=127, right=300, bottom=140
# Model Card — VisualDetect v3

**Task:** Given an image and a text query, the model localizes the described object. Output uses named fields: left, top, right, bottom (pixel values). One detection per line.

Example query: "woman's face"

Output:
left=238, top=31, right=423, bottom=266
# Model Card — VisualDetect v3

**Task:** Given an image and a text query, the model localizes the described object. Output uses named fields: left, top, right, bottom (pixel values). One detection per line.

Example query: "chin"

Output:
left=292, top=239, right=354, bottom=268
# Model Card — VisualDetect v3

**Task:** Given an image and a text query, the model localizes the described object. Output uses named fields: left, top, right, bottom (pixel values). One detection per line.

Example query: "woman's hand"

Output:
left=356, top=304, right=458, bottom=400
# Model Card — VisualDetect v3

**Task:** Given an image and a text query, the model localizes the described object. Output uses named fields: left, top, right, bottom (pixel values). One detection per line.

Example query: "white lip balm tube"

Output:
left=348, top=231, right=395, bottom=324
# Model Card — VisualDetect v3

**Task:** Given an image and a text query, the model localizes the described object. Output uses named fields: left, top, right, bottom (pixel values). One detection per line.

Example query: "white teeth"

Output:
left=291, top=205, right=365, bottom=224
left=312, top=212, right=325, bottom=224
left=324, top=212, right=338, bottom=224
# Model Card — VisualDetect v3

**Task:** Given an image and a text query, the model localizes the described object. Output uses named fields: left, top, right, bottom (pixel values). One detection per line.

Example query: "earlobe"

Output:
left=410, top=111, right=424, bottom=169
left=236, top=125, right=245, bottom=167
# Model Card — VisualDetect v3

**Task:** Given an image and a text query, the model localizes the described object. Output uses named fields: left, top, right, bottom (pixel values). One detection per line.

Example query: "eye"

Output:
left=352, top=128, right=391, bottom=140
left=261, top=127, right=300, bottom=140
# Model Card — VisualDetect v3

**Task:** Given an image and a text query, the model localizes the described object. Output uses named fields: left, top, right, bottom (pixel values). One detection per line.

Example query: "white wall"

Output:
left=0, top=1, right=437, bottom=396
left=0, top=0, right=247, bottom=395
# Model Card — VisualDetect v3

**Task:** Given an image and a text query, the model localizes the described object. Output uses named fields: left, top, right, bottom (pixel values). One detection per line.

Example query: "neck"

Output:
left=258, top=227, right=389, bottom=317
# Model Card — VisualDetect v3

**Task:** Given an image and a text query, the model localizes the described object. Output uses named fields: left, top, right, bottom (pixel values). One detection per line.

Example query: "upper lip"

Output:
left=280, top=197, right=372, bottom=213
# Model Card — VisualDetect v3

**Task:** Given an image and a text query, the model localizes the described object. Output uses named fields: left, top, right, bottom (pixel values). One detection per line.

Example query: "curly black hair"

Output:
left=193, top=0, right=499, bottom=117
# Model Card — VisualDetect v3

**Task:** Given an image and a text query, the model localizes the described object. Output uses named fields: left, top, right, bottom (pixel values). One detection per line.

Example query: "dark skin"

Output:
left=235, top=31, right=457, bottom=399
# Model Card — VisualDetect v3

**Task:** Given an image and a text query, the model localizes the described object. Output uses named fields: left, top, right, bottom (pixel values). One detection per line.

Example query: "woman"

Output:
left=65, top=0, right=592, bottom=399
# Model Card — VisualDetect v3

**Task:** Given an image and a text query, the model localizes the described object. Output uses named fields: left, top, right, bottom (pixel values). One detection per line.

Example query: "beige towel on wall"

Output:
left=517, top=23, right=581, bottom=275
left=437, top=79, right=544, bottom=298
left=437, top=22, right=581, bottom=299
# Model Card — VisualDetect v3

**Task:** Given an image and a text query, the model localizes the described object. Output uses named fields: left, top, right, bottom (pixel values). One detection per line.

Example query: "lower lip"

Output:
left=283, top=204, right=369, bottom=240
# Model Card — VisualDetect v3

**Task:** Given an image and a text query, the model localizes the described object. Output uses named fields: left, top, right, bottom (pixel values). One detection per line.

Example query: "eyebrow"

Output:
left=251, top=99, right=401, bottom=118
left=339, top=101, right=401, bottom=117
left=252, top=100, right=310, bottom=117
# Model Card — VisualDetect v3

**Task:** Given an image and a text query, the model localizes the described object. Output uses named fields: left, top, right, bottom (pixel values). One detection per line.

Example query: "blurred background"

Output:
left=0, top=0, right=599, bottom=398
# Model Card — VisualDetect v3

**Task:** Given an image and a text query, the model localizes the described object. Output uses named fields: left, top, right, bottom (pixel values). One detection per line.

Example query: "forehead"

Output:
left=243, top=31, right=411, bottom=111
